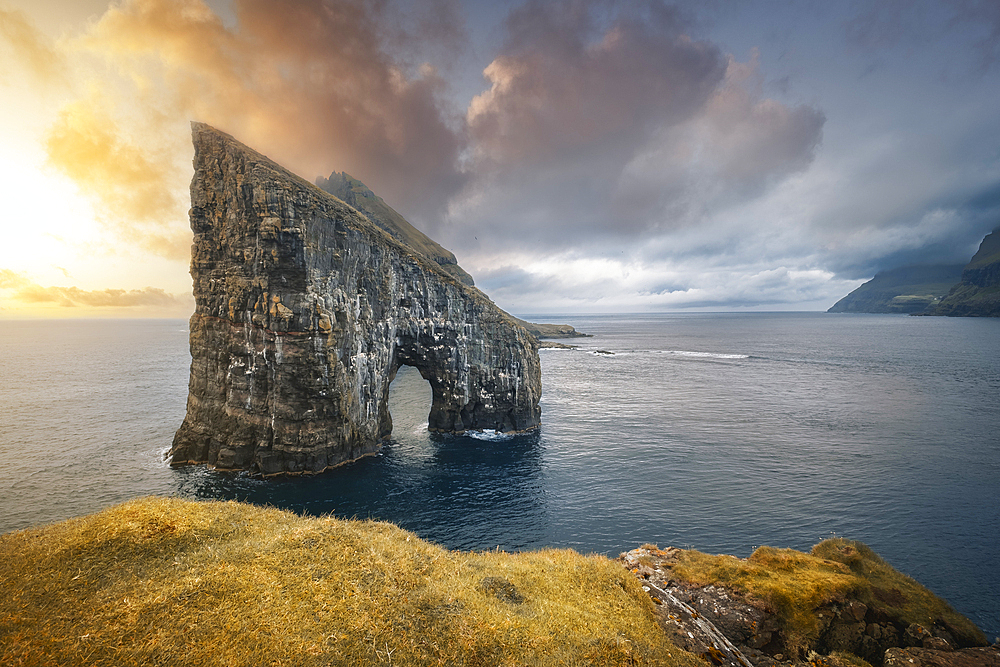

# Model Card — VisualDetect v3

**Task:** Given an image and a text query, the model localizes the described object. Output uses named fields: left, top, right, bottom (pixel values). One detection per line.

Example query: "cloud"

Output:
left=22, top=0, right=827, bottom=309
left=0, top=269, right=31, bottom=290
left=474, top=255, right=855, bottom=314
left=844, top=0, right=1000, bottom=72
left=0, top=270, right=181, bottom=309
left=0, top=7, right=65, bottom=84
left=466, top=0, right=725, bottom=168
left=949, top=0, right=1000, bottom=69
left=446, top=1, right=825, bottom=258
left=45, top=97, right=191, bottom=259
left=58, top=0, right=468, bottom=231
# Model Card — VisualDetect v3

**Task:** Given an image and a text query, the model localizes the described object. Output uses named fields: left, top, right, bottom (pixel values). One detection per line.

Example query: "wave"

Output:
left=661, top=350, right=749, bottom=360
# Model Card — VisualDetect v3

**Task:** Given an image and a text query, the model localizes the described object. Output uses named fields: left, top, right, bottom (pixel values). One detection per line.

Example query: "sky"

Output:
left=1, top=0, right=999, bottom=318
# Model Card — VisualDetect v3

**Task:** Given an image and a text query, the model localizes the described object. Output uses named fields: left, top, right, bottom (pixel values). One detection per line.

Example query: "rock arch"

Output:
left=169, top=124, right=541, bottom=476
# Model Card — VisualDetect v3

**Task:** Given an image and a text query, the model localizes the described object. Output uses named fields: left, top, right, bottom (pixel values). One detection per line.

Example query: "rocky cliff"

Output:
left=923, top=228, right=1000, bottom=317
left=827, top=265, right=965, bottom=314
left=170, top=123, right=541, bottom=476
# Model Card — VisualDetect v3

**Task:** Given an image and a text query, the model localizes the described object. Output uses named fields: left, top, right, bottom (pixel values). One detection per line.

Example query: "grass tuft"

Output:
left=1, top=497, right=705, bottom=667
left=811, top=538, right=985, bottom=646
left=667, top=546, right=862, bottom=651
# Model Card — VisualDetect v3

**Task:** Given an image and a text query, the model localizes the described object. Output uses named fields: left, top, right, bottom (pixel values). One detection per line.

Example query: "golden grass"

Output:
left=0, top=497, right=705, bottom=667
left=811, top=538, right=985, bottom=645
left=668, top=545, right=863, bottom=651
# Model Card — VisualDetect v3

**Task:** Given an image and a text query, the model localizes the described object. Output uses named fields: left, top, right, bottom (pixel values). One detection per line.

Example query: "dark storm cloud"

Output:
left=828, top=180, right=1000, bottom=279
left=450, top=0, right=825, bottom=254
left=844, top=0, right=1000, bottom=71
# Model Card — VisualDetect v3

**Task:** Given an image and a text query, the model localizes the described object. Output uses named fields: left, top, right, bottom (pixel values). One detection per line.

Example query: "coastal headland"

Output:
left=0, top=497, right=992, bottom=667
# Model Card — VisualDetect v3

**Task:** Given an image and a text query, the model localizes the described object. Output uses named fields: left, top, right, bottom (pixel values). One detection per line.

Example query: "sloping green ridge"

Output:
left=317, top=171, right=476, bottom=287
left=925, top=228, right=1000, bottom=317
left=827, top=265, right=964, bottom=313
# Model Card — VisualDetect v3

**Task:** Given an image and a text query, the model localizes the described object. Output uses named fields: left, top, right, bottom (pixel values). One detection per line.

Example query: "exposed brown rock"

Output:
left=884, top=646, right=1000, bottom=667
left=620, top=545, right=987, bottom=667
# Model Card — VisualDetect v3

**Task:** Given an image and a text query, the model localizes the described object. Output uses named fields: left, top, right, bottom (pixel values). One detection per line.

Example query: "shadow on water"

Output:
left=173, top=365, right=549, bottom=551
left=174, top=431, right=547, bottom=551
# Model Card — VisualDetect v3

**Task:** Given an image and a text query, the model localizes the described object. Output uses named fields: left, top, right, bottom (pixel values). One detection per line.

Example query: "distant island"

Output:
left=829, top=228, right=1000, bottom=316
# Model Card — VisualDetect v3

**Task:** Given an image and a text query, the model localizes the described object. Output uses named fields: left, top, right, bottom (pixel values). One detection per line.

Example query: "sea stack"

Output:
left=170, top=123, right=541, bottom=476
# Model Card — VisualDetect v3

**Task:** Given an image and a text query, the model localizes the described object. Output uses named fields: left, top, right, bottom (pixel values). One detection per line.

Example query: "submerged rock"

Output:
left=170, top=123, right=541, bottom=476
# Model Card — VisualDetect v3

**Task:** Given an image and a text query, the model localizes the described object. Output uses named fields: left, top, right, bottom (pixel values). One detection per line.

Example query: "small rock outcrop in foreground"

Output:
left=170, top=123, right=541, bottom=476
left=621, top=540, right=991, bottom=667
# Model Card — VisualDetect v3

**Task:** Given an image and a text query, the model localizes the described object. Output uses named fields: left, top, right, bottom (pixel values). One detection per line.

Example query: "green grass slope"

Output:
left=317, top=172, right=476, bottom=287
left=925, top=228, right=1000, bottom=316
left=827, top=265, right=964, bottom=313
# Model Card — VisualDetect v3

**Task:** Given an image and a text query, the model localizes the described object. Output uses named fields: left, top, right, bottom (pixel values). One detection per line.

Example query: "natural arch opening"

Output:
left=383, top=364, right=434, bottom=441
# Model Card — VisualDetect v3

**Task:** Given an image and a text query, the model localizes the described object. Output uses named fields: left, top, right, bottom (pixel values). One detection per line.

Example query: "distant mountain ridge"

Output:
left=828, top=227, right=1000, bottom=317
left=316, top=171, right=476, bottom=287
left=827, top=264, right=965, bottom=314
left=923, top=228, right=1000, bottom=316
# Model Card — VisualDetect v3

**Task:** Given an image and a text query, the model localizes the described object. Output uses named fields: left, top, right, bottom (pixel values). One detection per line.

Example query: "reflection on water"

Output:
left=175, top=366, right=549, bottom=550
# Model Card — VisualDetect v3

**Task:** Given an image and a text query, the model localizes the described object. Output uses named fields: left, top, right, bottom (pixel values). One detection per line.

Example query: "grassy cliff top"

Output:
left=659, top=539, right=985, bottom=651
left=966, top=228, right=1000, bottom=270
left=0, top=497, right=702, bottom=667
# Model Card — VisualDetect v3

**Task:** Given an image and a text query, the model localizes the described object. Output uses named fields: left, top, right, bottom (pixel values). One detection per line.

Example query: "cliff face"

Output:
left=924, top=229, right=1000, bottom=317
left=170, top=123, right=541, bottom=476
left=316, top=171, right=476, bottom=286
left=827, top=265, right=964, bottom=314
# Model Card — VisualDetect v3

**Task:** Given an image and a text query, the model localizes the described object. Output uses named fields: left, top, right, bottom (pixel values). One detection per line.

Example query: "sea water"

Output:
left=0, top=313, right=997, bottom=638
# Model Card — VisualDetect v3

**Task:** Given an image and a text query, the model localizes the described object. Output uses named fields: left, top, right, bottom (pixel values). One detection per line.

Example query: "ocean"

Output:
left=0, top=313, right=997, bottom=639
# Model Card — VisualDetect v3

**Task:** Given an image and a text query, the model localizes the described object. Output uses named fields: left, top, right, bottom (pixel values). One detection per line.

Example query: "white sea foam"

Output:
left=467, top=429, right=514, bottom=442
left=662, top=350, right=749, bottom=360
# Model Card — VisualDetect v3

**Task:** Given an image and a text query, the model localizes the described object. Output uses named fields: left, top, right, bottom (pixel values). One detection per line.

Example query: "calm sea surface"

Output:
left=0, top=313, right=997, bottom=638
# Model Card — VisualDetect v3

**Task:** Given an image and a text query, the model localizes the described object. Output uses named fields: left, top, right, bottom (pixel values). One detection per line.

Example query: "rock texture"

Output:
left=621, top=545, right=987, bottom=667
left=316, top=172, right=589, bottom=339
left=170, top=123, right=541, bottom=476
left=827, top=265, right=965, bottom=314
left=884, top=646, right=1000, bottom=667
left=923, top=228, right=1000, bottom=317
